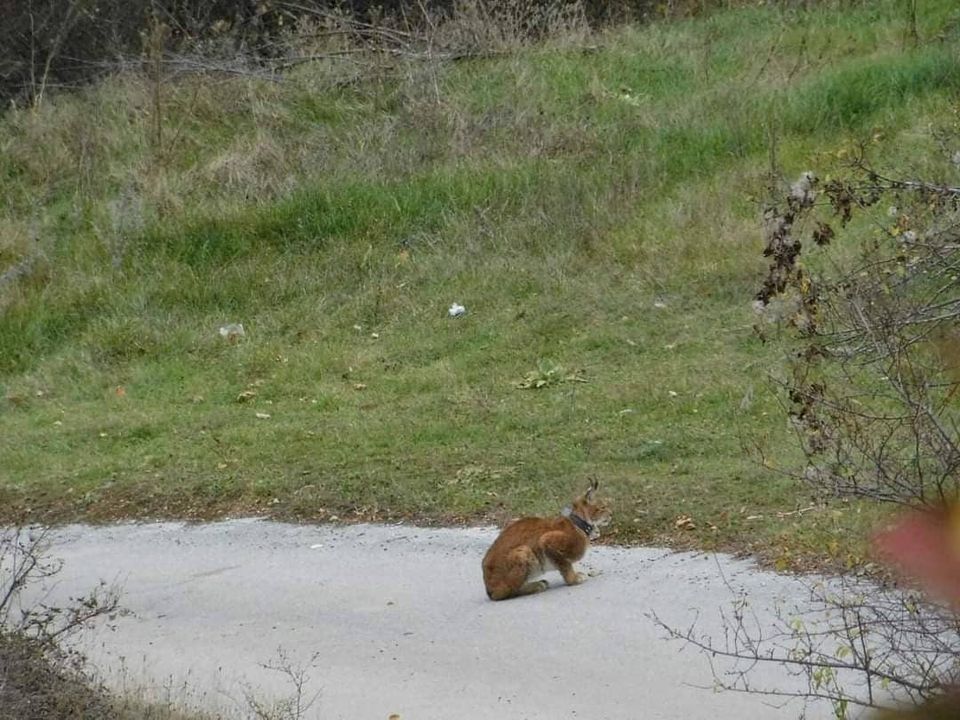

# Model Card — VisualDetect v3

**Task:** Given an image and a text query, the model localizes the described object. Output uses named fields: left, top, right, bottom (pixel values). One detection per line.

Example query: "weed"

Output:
left=516, top=359, right=587, bottom=389
left=244, top=648, right=321, bottom=720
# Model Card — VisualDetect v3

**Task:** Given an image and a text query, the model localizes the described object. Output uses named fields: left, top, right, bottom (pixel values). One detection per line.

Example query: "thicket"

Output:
left=0, top=0, right=844, bottom=106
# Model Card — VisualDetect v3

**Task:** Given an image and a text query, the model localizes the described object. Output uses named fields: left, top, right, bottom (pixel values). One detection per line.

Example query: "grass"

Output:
left=2, top=0, right=959, bottom=571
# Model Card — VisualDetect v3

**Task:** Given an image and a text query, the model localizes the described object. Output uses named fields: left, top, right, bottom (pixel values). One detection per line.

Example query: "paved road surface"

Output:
left=32, top=520, right=832, bottom=719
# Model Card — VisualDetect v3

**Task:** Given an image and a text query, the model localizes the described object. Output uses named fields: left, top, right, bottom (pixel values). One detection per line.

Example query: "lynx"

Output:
left=482, top=480, right=611, bottom=601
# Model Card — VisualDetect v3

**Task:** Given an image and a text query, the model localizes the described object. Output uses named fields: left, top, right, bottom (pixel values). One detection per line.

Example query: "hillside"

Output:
left=2, top=0, right=959, bottom=569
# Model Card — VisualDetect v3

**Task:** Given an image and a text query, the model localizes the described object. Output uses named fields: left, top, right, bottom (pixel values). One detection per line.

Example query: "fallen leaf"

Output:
left=255, top=412, right=271, bottom=419
left=675, top=515, right=696, bottom=531
left=115, top=386, right=126, bottom=398
left=237, top=390, right=257, bottom=403
left=354, top=383, right=367, bottom=391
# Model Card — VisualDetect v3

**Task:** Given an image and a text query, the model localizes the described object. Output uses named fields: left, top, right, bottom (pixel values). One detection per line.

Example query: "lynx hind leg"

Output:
left=485, top=546, right=547, bottom=601
left=516, top=579, right=550, bottom=597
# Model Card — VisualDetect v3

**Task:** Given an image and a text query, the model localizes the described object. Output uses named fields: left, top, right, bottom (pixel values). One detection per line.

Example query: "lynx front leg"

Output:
left=541, top=531, right=587, bottom=586
left=554, top=558, right=586, bottom=586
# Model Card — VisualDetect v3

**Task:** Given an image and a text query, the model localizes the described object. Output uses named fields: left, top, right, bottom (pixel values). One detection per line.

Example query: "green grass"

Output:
left=2, top=0, right=959, bottom=570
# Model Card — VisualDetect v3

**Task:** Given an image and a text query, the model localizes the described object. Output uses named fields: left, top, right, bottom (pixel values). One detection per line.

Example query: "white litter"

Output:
left=218, top=323, right=245, bottom=343
left=448, top=303, right=466, bottom=318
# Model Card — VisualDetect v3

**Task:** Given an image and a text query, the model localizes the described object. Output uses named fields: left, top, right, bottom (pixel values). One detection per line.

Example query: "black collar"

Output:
left=563, top=508, right=595, bottom=537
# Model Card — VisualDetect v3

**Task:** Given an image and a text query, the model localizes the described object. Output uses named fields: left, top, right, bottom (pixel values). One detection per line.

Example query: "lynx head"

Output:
left=570, top=479, right=611, bottom=531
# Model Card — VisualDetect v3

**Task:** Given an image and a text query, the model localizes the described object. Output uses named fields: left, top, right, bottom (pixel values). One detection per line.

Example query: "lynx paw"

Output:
left=568, top=572, right=587, bottom=586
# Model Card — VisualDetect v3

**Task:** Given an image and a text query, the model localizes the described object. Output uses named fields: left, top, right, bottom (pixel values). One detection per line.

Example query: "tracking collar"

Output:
left=562, top=506, right=595, bottom=538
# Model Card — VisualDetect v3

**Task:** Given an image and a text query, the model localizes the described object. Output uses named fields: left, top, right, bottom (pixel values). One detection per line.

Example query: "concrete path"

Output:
left=33, top=520, right=831, bottom=719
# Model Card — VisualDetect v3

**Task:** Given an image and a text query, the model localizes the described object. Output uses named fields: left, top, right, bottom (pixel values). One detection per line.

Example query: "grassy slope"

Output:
left=1, top=0, right=959, bottom=569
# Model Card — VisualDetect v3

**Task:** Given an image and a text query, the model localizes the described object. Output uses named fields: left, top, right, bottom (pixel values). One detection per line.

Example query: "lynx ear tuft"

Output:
left=585, top=478, right=599, bottom=500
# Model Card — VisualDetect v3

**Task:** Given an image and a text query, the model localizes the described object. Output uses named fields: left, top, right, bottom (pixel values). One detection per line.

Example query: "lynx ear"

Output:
left=585, top=478, right=599, bottom=501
